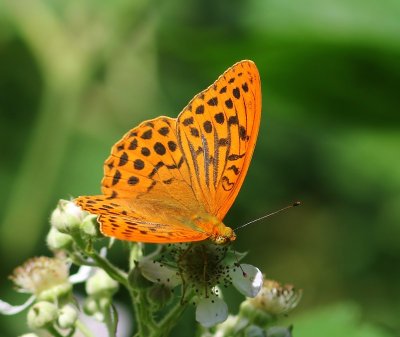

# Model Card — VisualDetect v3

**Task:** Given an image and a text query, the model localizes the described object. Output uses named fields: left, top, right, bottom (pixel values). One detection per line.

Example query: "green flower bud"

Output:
left=266, top=326, right=293, bottom=337
left=86, top=269, right=118, bottom=298
left=46, top=227, right=73, bottom=251
left=51, top=199, right=87, bottom=234
left=83, top=297, right=98, bottom=316
left=98, top=297, right=112, bottom=312
left=83, top=297, right=109, bottom=322
left=244, top=325, right=265, bottom=337
left=148, top=284, right=172, bottom=309
left=240, top=300, right=275, bottom=327
left=128, top=263, right=153, bottom=289
left=80, top=215, right=101, bottom=239
left=57, top=305, right=78, bottom=329
left=27, top=301, right=58, bottom=329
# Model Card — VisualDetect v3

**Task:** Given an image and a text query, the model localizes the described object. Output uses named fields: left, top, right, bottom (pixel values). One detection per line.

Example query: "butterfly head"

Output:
left=210, top=223, right=236, bottom=245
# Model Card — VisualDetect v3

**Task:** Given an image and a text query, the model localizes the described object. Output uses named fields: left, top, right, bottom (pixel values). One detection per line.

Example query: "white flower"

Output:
left=9, top=256, right=71, bottom=300
left=194, top=264, right=262, bottom=328
left=231, top=264, right=263, bottom=298
left=0, top=296, right=35, bottom=316
left=196, top=295, right=228, bottom=328
left=0, top=259, right=93, bottom=316
left=247, top=279, right=302, bottom=315
left=137, top=243, right=263, bottom=327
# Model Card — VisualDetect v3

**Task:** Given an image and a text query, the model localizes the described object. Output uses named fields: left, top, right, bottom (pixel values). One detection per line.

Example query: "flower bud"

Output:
left=265, top=326, right=293, bottom=337
left=244, top=325, right=265, bottom=337
left=57, top=305, right=78, bottom=329
left=51, top=200, right=87, bottom=234
left=80, top=215, right=101, bottom=239
left=46, top=227, right=73, bottom=251
left=18, top=334, right=39, bottom=337
left=83, top=297, right=111, bottom=322
left=240, top=300, right=274, bottom=326
left=128, top=264, right=153, bottom=289
left=27, top=301, right=58, bottom=329
left=85, top=269, right=118, bottom=298
left=83, top=297, right=98, bottom=316
left=148, top=284, right=172, bottom=309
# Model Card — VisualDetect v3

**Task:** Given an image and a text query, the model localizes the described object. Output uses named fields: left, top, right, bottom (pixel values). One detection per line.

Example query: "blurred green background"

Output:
left=0, top=0, right=399, bottom=336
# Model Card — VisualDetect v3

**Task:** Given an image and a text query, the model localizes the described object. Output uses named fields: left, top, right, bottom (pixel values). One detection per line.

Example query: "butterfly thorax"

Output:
left=191, top=214, right=236, bottom=245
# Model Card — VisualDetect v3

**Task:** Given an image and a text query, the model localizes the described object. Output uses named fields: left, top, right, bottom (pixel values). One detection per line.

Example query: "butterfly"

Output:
left=75, top=60, right=261, bottom=245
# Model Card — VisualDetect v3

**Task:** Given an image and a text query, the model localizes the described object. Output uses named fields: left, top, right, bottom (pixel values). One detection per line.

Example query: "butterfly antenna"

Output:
left=234, top=201, right=301, bottom=231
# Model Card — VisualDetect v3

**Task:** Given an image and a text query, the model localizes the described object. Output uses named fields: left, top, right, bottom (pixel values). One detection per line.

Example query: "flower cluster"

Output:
left=202, top=279, right=302, bottom=337
left=0, top=199, right=302, bottom=337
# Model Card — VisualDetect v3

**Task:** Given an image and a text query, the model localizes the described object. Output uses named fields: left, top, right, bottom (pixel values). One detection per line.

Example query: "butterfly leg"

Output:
left=201, top=244, right=209, bottom=298
left=177, top=243, right=194, bottom=304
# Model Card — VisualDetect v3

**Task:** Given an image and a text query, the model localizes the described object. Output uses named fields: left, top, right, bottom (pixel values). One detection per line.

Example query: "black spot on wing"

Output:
left=128, top=176, right=139, bottom=185
left=141, top=129, right=152, bottom=140
left=134, top=159, right=145, bottom=170
left=154, top=142, right=166, bottom=155
left=158, top=127, right=169, bottom=136
left=196, top=105, right=205, bottom=114
left=233, top=87, right=240, bottom=99
left=118, top=152, right=128, bottom=166
left=214, top=113, right=225, bottom=124
left=112, top=170, right=121, bottom=185
left=207, top=97, right=218, bottom=106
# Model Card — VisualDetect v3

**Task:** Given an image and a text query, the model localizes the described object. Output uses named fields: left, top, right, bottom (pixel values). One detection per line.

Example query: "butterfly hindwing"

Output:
left=75, top=195, right=210, bottom=243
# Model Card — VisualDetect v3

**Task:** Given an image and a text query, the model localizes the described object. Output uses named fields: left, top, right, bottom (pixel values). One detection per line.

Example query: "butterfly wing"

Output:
left=75, top=60, right=261, bottom=242
left=76, top=116, right=210, bottom=242
left=76, top=195, right=209, bottom=243
left=176, top=60, right=261, bottom=220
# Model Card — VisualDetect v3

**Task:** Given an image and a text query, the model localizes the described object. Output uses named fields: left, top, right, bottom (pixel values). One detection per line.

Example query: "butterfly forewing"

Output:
left=75, top=60, right=261, bottom=243
left=176, top=60, right=261, bottom=220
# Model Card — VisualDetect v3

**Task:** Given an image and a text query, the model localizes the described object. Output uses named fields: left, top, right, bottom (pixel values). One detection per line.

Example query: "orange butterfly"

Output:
left=75, top=60, right=261, bottom=245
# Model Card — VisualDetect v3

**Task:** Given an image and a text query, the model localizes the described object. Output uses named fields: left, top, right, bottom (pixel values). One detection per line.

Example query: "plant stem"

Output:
left=73, top=236, right=128, bottom=287
left=156, top=290, right=195, bottom=337
left=88, top=251, right=128, bottom=287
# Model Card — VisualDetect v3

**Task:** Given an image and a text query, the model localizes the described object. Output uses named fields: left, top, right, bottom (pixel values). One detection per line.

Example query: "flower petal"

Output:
left=196, top=296, right=228, bottom=327
left=0, top=296, right=35, bottom=315
left=139, top=260, right=181, bottom=288
left=69, top=265, right=93, bottom=284
left=231, top=264, right=263, bottom=298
